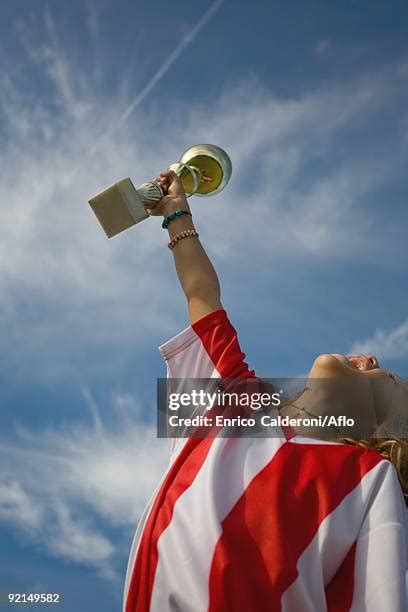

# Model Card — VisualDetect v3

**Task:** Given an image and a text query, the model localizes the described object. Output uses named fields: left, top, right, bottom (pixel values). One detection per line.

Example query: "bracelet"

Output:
left=162, top=209, right=192, bottom=229
left=168, top=229, right=199, bottom=250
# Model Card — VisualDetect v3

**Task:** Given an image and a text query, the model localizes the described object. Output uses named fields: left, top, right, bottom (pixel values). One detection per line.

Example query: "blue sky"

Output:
left=0, top=1, right=407, bottom=610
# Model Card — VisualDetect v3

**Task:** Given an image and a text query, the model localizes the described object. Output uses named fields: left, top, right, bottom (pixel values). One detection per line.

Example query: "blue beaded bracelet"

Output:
left=162, top=209, right=191, bottom=229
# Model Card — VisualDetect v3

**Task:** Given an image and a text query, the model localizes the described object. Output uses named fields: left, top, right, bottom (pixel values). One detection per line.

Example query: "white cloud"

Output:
left=0, top=390, right=169, bottom=578
left=47, top=504, right=115, bottom=571
left=349, top=319, right=408, bottom=360
left=0, top=9, right=407, bottom=383
left=0, top=480, right=43, bottom=530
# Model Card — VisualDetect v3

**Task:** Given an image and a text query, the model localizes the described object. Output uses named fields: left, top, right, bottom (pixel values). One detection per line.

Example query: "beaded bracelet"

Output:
left=162, top=209, right=192, bottom=229
left=168, top=229, right=199, bottom=250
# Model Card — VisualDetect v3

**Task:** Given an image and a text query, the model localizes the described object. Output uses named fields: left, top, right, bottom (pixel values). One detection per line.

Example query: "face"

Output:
left=309, top=352, right=393, bottom=379
left=304, top=353, right=407, bottom=435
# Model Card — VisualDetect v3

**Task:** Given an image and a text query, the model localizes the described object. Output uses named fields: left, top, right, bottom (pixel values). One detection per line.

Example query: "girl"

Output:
left=123, top=170, right=407, bottom=612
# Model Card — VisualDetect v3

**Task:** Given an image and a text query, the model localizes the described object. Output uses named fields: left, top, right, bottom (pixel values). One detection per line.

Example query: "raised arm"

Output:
left=149, top=170, right=223, bottom=324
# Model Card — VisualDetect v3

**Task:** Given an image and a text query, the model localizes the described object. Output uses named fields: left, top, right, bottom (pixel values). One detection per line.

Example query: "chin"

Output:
left=308, top=353, right=355, bottom=379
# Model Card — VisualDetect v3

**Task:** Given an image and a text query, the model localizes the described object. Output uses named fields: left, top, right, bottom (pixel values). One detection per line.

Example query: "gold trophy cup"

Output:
left=88, top=144, right=232, bottom=238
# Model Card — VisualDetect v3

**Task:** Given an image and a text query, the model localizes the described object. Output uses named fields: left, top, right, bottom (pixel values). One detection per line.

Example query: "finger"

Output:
left=155, top=173, right=171, bottom=188
left=154, top=175, right=167, bottom=184
left=166, top=170, right=186, bottom=197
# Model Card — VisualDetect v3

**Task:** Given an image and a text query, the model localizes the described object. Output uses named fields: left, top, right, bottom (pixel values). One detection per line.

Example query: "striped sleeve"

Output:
left=159, top=308, right=255, bottom=380
left=303, top=447, right=408, bottom=611
left=159, top=309, right=257, bottom=453
left=346, top=460, right=407, bottom=610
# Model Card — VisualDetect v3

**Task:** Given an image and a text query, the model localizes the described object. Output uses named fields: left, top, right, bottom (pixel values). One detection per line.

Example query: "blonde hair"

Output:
left=337, top=437, right=408, bottom=506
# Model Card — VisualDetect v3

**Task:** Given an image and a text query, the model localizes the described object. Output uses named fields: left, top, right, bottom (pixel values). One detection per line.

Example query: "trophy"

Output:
left=88, top=144, right=232, bottom=238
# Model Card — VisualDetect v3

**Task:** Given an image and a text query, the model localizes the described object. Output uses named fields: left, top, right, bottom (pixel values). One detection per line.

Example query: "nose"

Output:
left=367, top=355, right=379, bottom=369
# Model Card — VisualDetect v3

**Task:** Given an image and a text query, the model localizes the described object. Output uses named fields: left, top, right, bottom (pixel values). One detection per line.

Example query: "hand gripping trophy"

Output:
left=88, top=144, right=232, bottom=238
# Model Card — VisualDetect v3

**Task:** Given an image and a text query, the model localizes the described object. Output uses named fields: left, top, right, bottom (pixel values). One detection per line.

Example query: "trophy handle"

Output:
left=137, top=162, right=202, bottom=209
left=167, top=163, right=202, bottom=197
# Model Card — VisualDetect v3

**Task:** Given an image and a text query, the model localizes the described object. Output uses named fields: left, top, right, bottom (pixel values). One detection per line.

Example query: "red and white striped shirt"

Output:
left=124, top=309, right=407, bottom=611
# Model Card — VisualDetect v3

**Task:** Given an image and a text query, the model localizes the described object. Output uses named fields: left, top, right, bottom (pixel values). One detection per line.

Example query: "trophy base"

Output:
left=88, top=178, right=149, bottom=238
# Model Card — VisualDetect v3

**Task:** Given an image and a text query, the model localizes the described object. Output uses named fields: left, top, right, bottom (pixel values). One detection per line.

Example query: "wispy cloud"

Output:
left=0, top=390, right=168, bottom=578
left=349, top=319, right=408, bottom=360
left=0, top=480, right=43, bottom=530
left=0, top=8, right=407, bottom=385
